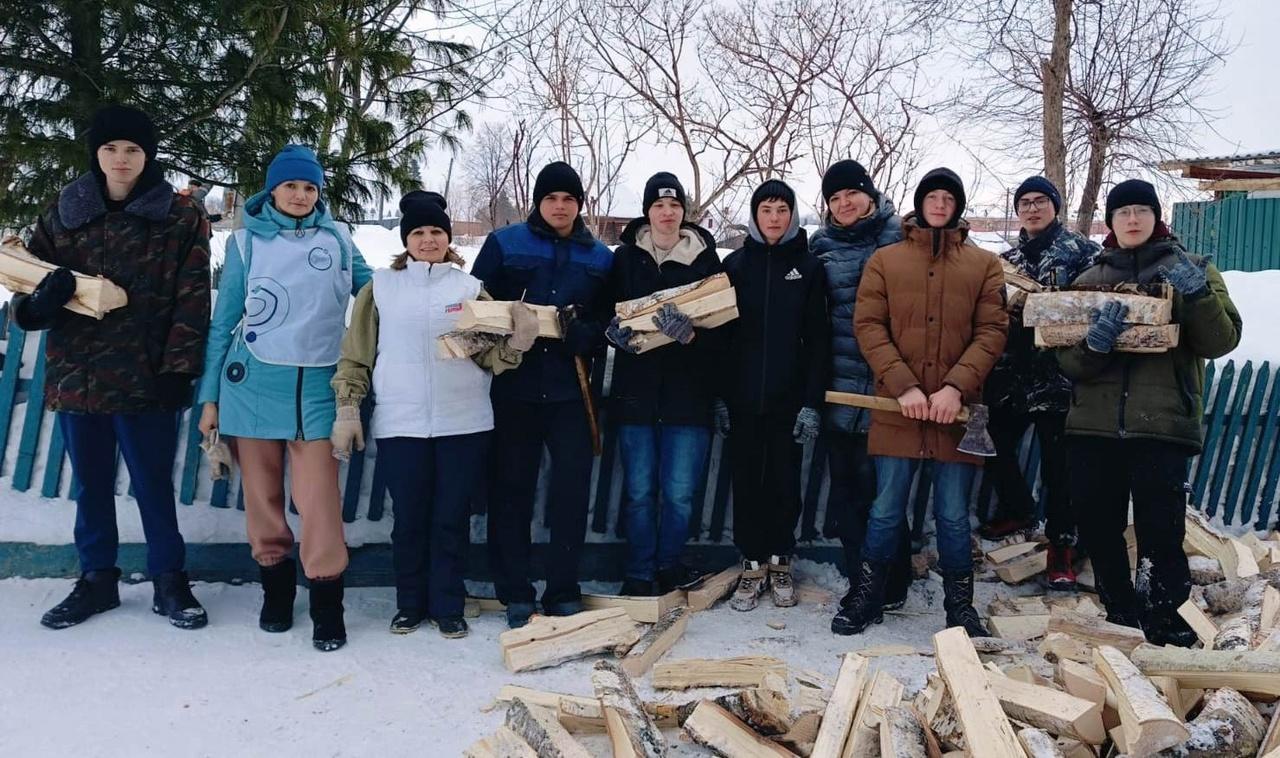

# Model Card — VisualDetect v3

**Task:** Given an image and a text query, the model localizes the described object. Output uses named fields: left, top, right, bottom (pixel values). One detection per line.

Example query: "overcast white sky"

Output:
left=418, top=0, right=1280, bottom=223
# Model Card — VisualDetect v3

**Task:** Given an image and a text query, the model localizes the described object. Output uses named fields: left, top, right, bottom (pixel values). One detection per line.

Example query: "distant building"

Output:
left=1162, top=150, right=1280, bottom=272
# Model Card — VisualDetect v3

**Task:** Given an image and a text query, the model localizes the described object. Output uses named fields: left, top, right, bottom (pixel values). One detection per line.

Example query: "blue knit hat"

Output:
left=265, top=145, right=324, bottom=192
left=1014, top=176, right=1062, bottom=214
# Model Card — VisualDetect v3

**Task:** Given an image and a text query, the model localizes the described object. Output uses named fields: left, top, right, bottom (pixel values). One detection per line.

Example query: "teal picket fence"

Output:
left=1, top=320, right=1277, bottom=544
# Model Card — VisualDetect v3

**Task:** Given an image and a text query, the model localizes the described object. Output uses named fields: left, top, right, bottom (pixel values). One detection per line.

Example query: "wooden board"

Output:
left=810, top=653, right=868, bottom=758
left=1034, top=323, right=1180, bottom=352
left=688, top=566, right=742, bottom=612
left=621, top=607, right=689, bottom=677
left=932, top=627, right=1024, bottom=758
left=582, top=589, right=686, bottom=623
left=682, top=700, right=798, bottom=758
left=1128, top=645, right=1280, bottom=697
left=1022, top=289, right=1172, bottom=327
left=499, top=607, right=643, bottom=672
left=1092, top=645, right=1189, bottom=756
left=0, top=235, right=129, bottom=319
left=652, top=656, right=788, bottom=691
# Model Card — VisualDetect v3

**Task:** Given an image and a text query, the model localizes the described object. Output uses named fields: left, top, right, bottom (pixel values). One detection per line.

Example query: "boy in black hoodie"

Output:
left=720, top=179, right=829, bottom=611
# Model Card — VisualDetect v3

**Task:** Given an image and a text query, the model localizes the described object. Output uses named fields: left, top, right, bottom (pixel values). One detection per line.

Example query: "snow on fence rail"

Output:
left=0, top=320, right=1276, bottom=540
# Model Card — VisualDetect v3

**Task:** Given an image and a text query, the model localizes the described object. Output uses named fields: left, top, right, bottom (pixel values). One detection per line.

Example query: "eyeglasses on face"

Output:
left=1113, top=206, right=1155, bottom=221
left=1016, top=196, right=1052, bottom=212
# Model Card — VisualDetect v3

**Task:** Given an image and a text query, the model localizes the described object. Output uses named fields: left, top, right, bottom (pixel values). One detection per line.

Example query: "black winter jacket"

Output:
left=607, top=218, right=725, bottom=427
left=721, top=222, right=829, bottom=415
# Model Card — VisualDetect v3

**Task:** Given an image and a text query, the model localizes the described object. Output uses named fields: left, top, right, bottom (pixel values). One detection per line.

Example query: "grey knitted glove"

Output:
left=606, top=317, right=640, bottom=354
left=1085, top=300, right=1130, bottom=354
left=1158, top=249, right=1210, bottom=299
left=792, top=407, right=821, bottom=444
left=652, top=303, right=695, bottom=344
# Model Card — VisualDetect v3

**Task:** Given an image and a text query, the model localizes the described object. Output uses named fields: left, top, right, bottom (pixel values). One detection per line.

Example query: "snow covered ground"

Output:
left=0, top=562, right=1030, bottom=757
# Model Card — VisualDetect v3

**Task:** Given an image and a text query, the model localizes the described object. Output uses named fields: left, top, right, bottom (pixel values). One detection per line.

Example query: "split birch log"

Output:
left=464, top=725, right=538, bottom=758
left=0, top=235, right=129, bottom=319
left=1188, top=555, right=1227, bottom=586
left=1034, top=323, right=1180, bottom=352
left=675, top=687, right=793, bottom=736
left=914, top=674, right=966, bottom=752
left=582, top=588, right=687, bottom=624
left=438, top=330, right=503, bottom=359
left=1260, top=699, right=1280, bottom=758
left=1213, top=581, right=1266, bottom=650
left=986, top=540, right=1042, bottom=565
left=1150, top=676, right=1203, bottom=721
left=988, top=594, right=1051, bottom=616
left=1092, top=645, right=1189, bottom=756
left=1154, top=687, right=1266, bottom=758
left=1128, top=645, right=1280, bottom=697
left=688, top=566, right=743, bottom=612
left=1184, top=511, right=1262, bottom=582
left=1259, top=584, right=1280, bottom=643
left=878, top=706, right=930, bottom=758
left=495, top=686, right=681, bottom=733
left=932, top=627, right=1024, bottom=757
left=500, top=607, right=643, bottom=672
left=983, top=667, right=1106, bottom=744
left=1200, top=570, right=1280, bottom=615
left=1017, top=727, right=1067, bottom=758
left=615, top=272, right=731, bottom=319
left=624, top=295, right=739, bottom=353
left=621, top=607, right=688, bottom=677
left=969, top=636, right=1039, bottom=656
left=592, top=660, right=666, bottom=758
left=1039, top=632, right=1095, bottom=664
left=454, top=299, right=562, bottom=337
left=988, top=614, right=1051, bottom=642
left=1022, top=289, right=1172, bottom=326
left=504, top=699, right=593, bottom=758
left=1048, top=609, right=1147, bottom=654
left=995, top=549, right=1049, bottom=583
left=810, top=653, right=869, bottom=758
left=682, top=700, right=799, bottom=758
left=652, top=657, right=788, bottom=691
left=841, top=670, right=905, bottom=758
left=772, top=712, right=822, bottom=758
left=1176, top=599, right=1219, bottom=647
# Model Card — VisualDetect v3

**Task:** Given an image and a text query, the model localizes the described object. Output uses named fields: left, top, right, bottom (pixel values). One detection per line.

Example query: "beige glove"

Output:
left=330, top=404, right=365, bottom=460
left=200, top=430, right=233, bottom=481
left=508, top=301, right=539, bottom=353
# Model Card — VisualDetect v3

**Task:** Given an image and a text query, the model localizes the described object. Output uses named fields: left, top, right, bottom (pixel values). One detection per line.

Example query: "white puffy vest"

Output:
left=370, top=262, right=494, bottom=439
left=236, top=228, right=352, bottom=367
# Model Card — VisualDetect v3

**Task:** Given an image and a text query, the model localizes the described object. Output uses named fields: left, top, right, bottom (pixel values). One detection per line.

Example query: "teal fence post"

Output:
left=1224, top=362, right=1270, bottom=523
left=0, top=322, right=29, bottom=470
left=1193, top=361, right=1235, bottom=505
left=1206, top=361, right=1253, bottom=520
left=12, top=341, right=49, bottom=491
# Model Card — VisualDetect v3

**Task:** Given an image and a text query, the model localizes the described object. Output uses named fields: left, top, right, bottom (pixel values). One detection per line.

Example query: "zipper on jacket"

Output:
left=295, top=218, right=305, bottom=238
left=1117, top=250, right=1140, bottom=439
left=759, top=247, right=772, bottom=415
left=294, top=367, right=305, bottom=440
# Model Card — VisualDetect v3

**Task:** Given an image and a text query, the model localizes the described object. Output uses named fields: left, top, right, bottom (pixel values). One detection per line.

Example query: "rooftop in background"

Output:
left=1160, top=149, right=1280, bottom=193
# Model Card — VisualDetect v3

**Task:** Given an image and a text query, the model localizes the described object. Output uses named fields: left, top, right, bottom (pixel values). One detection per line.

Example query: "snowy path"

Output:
left=0, top=564, right=1022, bottom=756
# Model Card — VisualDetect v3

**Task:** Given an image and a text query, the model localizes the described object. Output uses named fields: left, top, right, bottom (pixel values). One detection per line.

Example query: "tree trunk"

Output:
left=66, top=0, right=106, bottom=138
left=1074, top=126, right=1110, bottom=236
left=1042, top=0, right=1072, bottom=219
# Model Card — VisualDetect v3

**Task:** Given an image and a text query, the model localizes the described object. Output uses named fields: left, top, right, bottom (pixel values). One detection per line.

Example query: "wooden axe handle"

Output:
left=575, top=356, right=602, bottom=456
left=825, top=390, right=971, bottom=424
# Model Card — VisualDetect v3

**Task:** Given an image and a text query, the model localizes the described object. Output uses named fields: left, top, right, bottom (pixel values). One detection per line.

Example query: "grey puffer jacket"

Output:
left=810, top=195, right=903, bottom=433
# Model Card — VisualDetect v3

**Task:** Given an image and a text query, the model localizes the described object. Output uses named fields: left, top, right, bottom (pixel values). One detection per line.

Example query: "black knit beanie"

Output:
left=751, top=179, right=796, bottom=222
left=1014, top=176, right=1062, bottom=215
left=399, top=190, right=451, bottom=245
left=913, top=167, right=967, bottom=228
left=86, top=104, right=158, bottom=162
left=822, top=160, right=877, bottom=202
left=642, top=172, right=687, bottom=215
left=1105, top=179, right=1161, bottom=229
left=533, top=161, right=585, bottom=207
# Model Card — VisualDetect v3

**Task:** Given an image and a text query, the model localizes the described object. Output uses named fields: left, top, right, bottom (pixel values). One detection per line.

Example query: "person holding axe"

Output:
left=329, top=191, right=536, bottom=639
left=605, top=172, right=724, bottom=597
left=843, top=168, right=1007, bottom=637
left=472, top=161, right=614, bottom=628
left=1057, top=179, right=1240, bottom=647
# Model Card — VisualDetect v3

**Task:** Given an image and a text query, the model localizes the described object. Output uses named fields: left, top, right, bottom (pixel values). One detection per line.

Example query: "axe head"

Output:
left=957, top=403, right=996, bottom=457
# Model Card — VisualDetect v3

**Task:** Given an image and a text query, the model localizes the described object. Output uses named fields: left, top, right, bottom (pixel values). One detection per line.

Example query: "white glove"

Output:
left=330, top=404, right=365, bottom=460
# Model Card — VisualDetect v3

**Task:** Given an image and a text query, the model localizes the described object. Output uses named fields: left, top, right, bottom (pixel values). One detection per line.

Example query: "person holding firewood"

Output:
left=15, top=104, right=211, bottom=632
left=472, top=161, right=614, bottom=629
left=330, top=190, right=535, bottom=639
left=605, top=172, right=724, bottom=597
left=1056, top=179, right=1241, bottom=647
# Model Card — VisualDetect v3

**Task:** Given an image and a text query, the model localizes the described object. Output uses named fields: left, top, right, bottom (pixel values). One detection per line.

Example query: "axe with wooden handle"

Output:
left=825, top=390, right=995, bottom=457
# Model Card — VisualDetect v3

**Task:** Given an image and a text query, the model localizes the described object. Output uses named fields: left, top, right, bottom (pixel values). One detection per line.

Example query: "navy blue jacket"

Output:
left=810, top=195, right=903, bottom=434
left=472, top=211, right=613, bottom=403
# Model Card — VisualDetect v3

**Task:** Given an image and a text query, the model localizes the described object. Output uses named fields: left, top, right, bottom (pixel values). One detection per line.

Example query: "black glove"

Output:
left=17, top=268, right=76, bottom=327
left=155, top=373, right=196, bottom=409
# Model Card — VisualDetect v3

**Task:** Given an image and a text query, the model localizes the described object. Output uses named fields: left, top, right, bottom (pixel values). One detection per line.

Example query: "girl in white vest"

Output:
left=330, top=191, right=539, bottom=638
left=196, top=145, right=372, bottom=652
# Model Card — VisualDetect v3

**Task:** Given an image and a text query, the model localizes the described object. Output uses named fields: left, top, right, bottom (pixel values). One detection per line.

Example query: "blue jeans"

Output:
left=863, top=456, right=977, bottom=574
left=60, top=411, right=185, bottom=576
left=618, top=424, right=712, bottom=581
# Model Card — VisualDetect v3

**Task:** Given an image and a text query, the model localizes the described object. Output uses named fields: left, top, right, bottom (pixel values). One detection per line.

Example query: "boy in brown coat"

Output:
left=834, top=168, right=1007, bottom=636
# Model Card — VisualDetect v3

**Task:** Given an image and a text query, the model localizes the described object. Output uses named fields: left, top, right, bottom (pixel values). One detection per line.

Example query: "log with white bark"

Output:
left=878, top=706, right=931, bottom=758
left=1034, top=324, right=1180, bottom=351
left=454, top=299, right=562, bottom=337
left=841, top=670, right=905, bottom=758
left=1153, top=687, right=1267, bottom=758
left=0, top=236, right=130, bottom=319
left=652, top=656, right=788, bottom=691
left=915, top=674, right=966, bottom=753
left=932, top=627, right=1024, bottom=757
left=1184, top=511, right=1262, bottom=582
left=499, top=607, right=643, bottom=672
left=1047, top=609, right=1146, bottom=654
left=621, top=607, right=688, bottom=677
left=1177, top=599, right=1220, bottom=647
left=675, top=687, right=793, bottom=736
left=464, top=725, right=538, bottom=758
left=687, top=566, right=743, bottom=612
left=1018, top=727, right=1068, bottom=758
left=592, top=660, right=666, bottom=758
left=1200, top=570, right=1280, bottom=615
left=682, top=700, right=799, bottom=758
left=1188, top=555, right=1226, bottom=586
left=1092, top=645, right=1189, bottom=756
left=983, top=667, right=1106, bottom=744
left=1022, top=289, right=1172, bottom=327
left=1213, top=581, right=1266, bottom=651
left=1128, top=646, right=1280, bottom=697
left=504, top=699, right=593, bottom=758
left=810, top=653, right=869, bottom=758
left=614, top=273, right=731, bottom=319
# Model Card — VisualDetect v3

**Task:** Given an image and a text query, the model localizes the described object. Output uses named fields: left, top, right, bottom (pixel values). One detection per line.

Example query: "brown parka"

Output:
left=854, top=214, right=1008, bottom=464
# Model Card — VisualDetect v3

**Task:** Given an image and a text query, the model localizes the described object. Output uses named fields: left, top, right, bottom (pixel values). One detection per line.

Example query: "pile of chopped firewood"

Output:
left=1023, top=284, right=1178, bottom=353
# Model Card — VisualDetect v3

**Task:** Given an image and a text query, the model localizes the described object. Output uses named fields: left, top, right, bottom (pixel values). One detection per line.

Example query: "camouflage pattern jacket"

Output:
left=16, top=172, right=211, bottom=414
left=985, top=220, right=1099, bottom=414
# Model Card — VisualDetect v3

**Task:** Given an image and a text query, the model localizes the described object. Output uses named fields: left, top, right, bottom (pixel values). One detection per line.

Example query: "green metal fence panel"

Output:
left=1173, top=196, right=1280, bottom=272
